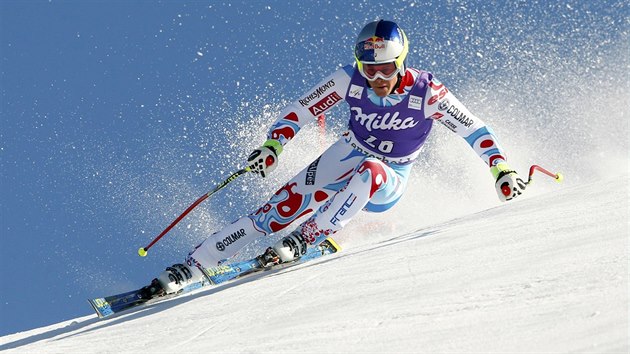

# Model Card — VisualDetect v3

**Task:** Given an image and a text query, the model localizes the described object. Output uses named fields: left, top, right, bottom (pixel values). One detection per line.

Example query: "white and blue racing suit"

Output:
left=185, top=65, right=507, bottom=270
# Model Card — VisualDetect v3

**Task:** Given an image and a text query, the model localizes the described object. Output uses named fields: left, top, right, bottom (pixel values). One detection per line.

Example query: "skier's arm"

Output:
left=424, top=78, right=526, bottom=201
left=248, top=65, right=353, bottom=178
left=267, top=65, right=353, bottom=146
left=424, top=79, right=506, bottom=167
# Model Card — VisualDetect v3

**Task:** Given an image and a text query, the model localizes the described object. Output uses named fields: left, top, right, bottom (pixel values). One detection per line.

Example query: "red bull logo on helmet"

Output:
left=363, top=36, right=386, bottom=51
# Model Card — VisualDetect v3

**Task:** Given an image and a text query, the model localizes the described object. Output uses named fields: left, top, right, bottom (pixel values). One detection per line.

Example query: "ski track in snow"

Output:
left=170, top=323, right=218, bottom=351
left=0, top=174, right=628, bottom=353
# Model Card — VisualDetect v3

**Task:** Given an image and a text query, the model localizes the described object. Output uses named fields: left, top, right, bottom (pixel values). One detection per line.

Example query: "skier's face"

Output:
left=368, top=75, right=398, bottom=97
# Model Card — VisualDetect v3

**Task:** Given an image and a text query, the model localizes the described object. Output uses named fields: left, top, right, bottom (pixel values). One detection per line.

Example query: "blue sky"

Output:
left=1, top=0, right=627, bottom=336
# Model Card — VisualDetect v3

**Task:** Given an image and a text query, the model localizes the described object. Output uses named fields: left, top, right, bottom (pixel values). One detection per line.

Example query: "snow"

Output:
left=1, top=174, right=627, bottom=353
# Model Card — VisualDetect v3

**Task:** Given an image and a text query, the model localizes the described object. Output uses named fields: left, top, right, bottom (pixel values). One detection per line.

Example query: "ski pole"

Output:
left=500, top=164, right=563, bottom=197
left=525, top=164, right=564, bottom=185
left=138, top=167, right=251, bottom=257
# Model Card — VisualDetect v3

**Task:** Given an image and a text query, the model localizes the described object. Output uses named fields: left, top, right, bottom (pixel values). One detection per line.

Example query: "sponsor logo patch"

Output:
left=408, top=95, right=423, bottom=110
left=330, top=193, right=357, bottom=225
left=308, top=92, right=342, bottom=116
left=446, top=105, right=474, bottom=128
left=348, top=84, right=363, bottom=99
left=428, top=112, right=444, bottom=120
left=428, top=87, right=449, bottom=105
left=363, top=36, right=385, bottom=50
left=351, top=107, right=419, bottom=132
left=299, top=79, right=336, bottom=107
left=305, top=157, right=321, bottom=185
left=215, top=228, right=246, bottom=252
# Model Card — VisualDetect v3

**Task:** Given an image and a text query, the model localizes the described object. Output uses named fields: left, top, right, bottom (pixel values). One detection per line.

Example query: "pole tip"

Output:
left=555, top=173, right=564, bottom=183
left=138, top=247, right=148, bottom=257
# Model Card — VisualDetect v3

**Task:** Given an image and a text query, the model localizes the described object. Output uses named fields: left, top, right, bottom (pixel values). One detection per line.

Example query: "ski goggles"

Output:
left=358, top=61, right=401, bottom=81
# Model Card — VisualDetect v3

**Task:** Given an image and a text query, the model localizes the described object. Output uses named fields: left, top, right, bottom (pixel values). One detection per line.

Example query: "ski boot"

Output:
left=269, top=230, right=308, bottom=264
left=256, top=247, right=281, bottom=267
left=138, top=278, right=165, bottom=301
left=156, top=263, right=201, bottom=294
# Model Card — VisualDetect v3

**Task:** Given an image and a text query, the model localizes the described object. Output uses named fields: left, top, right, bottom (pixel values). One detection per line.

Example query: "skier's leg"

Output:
left=272, top=158, right=412, bottom=262
left=156, top=139, right=362, bottom=293
left=302, top=158, right=411, bottom=237
left=249, top=138, right=365, bottom=235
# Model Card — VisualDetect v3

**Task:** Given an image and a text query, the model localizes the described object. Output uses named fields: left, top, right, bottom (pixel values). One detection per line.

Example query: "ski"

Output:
left=88, top=237, right=341, bottom=319
left=87, top=279, right=207, bottom=318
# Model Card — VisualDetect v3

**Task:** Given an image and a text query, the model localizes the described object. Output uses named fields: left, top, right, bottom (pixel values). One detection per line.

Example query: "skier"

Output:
left=142, top=19, right=526, bottom=297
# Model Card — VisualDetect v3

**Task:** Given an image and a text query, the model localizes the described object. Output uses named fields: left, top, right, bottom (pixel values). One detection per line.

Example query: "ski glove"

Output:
left=491, top=162, right=526, bottom=202
left=247, top=139, right=283, bottom=178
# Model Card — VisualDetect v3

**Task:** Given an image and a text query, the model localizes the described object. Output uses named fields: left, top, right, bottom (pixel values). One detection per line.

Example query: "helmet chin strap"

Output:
left=390, top=74, right=403, bottom=95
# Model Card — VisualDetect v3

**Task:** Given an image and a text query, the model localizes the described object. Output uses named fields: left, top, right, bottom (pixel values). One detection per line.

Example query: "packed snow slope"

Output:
left=2, top=0, right=628, bottom=337
left=0, top=173, right=627, bottom=354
